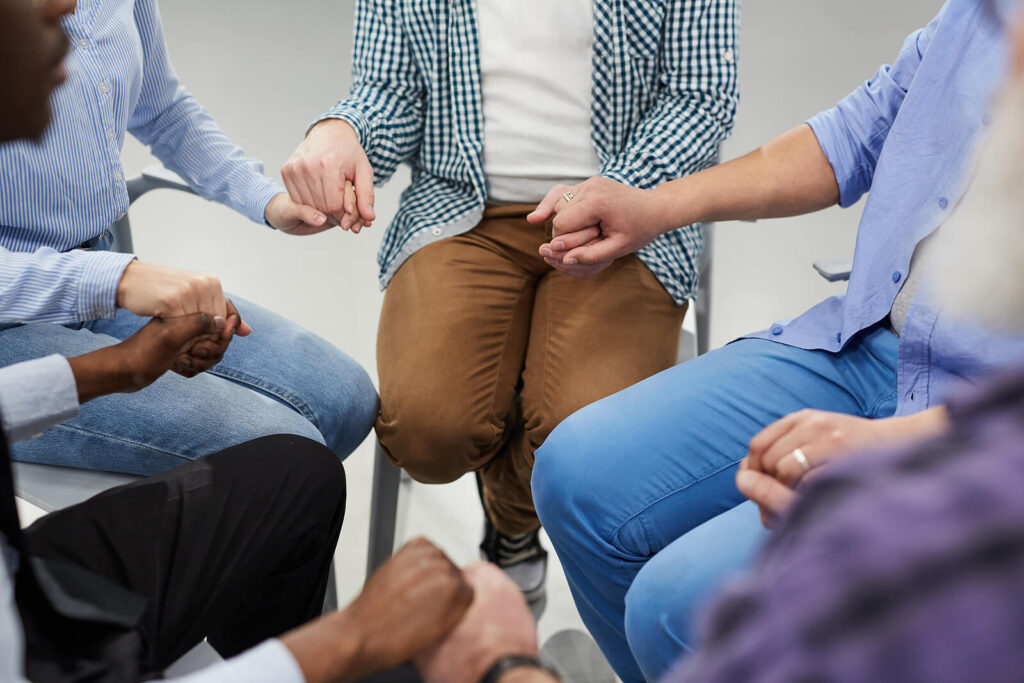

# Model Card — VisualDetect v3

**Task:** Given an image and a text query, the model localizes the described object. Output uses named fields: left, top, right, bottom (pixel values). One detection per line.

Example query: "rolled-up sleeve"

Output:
left=806, top=12, right=942, bottom=208
left=0, top=355, right=80, bottom=444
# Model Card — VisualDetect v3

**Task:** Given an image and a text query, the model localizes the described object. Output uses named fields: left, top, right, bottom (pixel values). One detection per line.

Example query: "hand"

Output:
left=67, top=312, right=226, bottom=402
left=280, top=539, right=474, bottom=683
left=528, top=177, right=666, bottom=267
left=265, top=193, right=331, bottom=236
left=282, top=119, right=375, bottom=230
left=538, top=225, right=613, bottom=278
left=116, top=261, right=252, bottom=337
left=417, top=563, right=545, bottom=683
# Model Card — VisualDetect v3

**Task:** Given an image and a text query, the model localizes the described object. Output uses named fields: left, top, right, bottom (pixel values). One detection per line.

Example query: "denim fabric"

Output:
left=0, top=296, right=378, bottom=475
left=533, top=327, right=900, bottom=682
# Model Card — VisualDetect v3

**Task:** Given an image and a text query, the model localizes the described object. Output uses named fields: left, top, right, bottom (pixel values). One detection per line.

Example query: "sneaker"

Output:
left=476, top=473, right=548, bottom=604
left=480, top=515, right=549, bottom=605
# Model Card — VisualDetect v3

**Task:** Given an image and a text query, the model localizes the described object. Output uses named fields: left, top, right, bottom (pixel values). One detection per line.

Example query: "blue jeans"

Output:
left=1, top=296, right=378, bottom=474
left=532, top=327, right=899, bottom=682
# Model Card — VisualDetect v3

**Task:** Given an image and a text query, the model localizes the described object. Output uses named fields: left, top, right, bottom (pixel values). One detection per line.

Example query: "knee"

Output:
left=532, top=406, right=606, bottom=542
left=378, top=398, right=500, bottom=484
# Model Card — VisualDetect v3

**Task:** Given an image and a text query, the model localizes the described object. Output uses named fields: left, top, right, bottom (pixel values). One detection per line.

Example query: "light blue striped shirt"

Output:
left=0, top=0, right=282, bottom=324
left=321, top=0, right=740, bottom=304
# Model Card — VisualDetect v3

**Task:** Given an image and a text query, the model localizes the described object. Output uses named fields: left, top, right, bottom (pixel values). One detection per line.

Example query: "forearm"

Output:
left=648, top=124, right=840, bottom=231
left=280, top=612, right=365, bottom=683
left=885, top=406, right=951, bottom=442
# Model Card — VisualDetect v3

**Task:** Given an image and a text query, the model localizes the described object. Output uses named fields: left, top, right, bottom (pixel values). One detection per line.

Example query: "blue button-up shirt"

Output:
left=322, top=0, right=740, bottom=304
left=748, top=0, right=1024, bottom=417
left=0, top=0, right=281, bottom=323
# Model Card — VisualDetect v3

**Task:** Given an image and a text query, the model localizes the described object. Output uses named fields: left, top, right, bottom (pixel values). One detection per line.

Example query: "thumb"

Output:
left=296, top=202, right=327, bottom=228
left=163, top=312, right=219, bottom=346
left=736, top=469, right=796, bottom=519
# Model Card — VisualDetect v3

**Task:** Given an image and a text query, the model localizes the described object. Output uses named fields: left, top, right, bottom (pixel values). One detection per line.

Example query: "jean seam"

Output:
left=44, top=423, right=194, bottom=464
left=608, top=457, right=744, bottom=555
left=206, top=365, right=319, bottom=430
left=868, top=388, right=899, bottom=418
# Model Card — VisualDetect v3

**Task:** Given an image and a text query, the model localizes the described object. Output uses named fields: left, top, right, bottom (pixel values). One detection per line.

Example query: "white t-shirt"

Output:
left=477, top=0, right=602, bottom=203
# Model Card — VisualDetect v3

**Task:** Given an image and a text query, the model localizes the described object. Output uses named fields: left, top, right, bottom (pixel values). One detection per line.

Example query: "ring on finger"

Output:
left=562, top=190, right=575, bottom=203
left=790, top=447, right=811, bottom=473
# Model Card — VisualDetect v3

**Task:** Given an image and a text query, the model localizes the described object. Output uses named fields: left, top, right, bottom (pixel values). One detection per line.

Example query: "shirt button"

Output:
left=722, top=48, right=735, bottom=64
left=98, top=82, right=110, bottom=95
left=938, top=197, right=949, bottom=210
left=78, top=39, right=89, bottom=51
left=892, top=271, right=902, bottom=283
left=106, top=129, right=115, bottom=141
left=431, top=227, right=443, bottom=237
left=113, top=170, right=123, bottom=182
left=771, top=325, right=783, bottom=336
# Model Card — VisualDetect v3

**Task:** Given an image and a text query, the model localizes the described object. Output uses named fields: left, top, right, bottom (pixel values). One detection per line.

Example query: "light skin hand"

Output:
left=740, top=406, right=951, bottom=527
left=417, top=563, right=553, bottom=683
left=280, top=538, right=473, bottom=683
left=528, top=178, right=665, bottom=268
left=67, top=312, right=227, bottom=403
left=265, top=192, right=331, bottom=236
left=115, top=261, right=252, bottom=337
left=282, top=119, right=376, bottom=230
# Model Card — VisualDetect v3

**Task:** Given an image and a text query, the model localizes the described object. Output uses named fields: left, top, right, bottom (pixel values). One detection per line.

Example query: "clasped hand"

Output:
left=528, top=176, right=663, bottom=278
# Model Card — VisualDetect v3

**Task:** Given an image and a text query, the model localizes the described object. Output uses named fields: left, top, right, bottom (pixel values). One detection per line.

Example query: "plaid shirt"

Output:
left=321, top=0, right=739, bottom=303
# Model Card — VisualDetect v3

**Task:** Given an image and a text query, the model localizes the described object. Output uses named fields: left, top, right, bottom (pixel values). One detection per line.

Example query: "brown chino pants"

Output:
left=376, top=205, right=687, bottom=535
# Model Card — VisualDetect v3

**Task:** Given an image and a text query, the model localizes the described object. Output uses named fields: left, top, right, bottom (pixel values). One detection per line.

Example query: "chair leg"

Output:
left=366, top=440, right=402, bottom=580
left=696, top=222, right=714, bottom=356
left=322, top=562, right=338, bottom=614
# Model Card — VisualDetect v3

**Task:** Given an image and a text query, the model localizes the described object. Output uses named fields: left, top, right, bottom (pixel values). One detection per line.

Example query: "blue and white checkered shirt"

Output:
left=0, top=0, right=282, bottom=325
left=321, top=0, right=739, bottom=304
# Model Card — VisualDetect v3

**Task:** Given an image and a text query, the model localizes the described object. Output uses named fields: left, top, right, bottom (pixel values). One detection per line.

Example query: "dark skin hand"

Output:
left=281, top=538, right=474, bottom=683
left=66, top=312, right=236, bottom=402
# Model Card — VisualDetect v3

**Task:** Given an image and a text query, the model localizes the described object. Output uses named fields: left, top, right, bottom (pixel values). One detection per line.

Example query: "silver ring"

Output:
left=790, top=448, right=811, bottom=473
left=562, top=191, right=575, bottom=203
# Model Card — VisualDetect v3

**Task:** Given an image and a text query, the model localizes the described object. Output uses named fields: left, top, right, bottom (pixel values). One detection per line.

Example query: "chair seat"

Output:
left=13, top=462, right=137, bottom=513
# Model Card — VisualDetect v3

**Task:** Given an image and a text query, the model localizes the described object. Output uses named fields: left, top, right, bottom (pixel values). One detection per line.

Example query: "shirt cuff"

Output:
left=0, top=355, right=79, bottom=444
left=246, top=177, right=286, bottom=227
left=313, top=104, right=372, bottom=151
left=77, top=251, right=136, bottom=322
left=169, top=640, right=305, bottom=683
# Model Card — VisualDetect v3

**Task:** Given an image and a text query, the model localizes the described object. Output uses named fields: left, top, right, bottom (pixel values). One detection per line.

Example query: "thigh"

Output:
left=91, top=296, right=379, bottom=460
left=534, top=329, right=899, bottom=560
left=624, top=502, right=767, bottom=680
left=0, top=323, right=324, bottom=475
left=521, top=256, right=685, bottom=448
left=375, top=225, right=539, bottom=474
left=24, top=435, right=347, bottom=668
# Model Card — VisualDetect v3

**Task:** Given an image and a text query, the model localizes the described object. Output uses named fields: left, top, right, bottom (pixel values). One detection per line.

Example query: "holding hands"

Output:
left=282, top=119, right=376, bottom=234
left=528, top=177, right=671, bottom=277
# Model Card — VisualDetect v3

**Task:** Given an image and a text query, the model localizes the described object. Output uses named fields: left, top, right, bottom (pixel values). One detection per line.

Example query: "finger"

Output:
left=344, top=179, right=358, bottom=216
left=539, top=226, right=602, bottom=258
left=354, top=162, right=376, bottom=222
left=561, top=235, right=629, bottom=266
left=321, top=164, right=346, bottom=219
left=296, top=202, right=328, bottom=231
left=528, top=184, right=572, bottom=224
left=735, top=469, right=796, bottom=519
left=286, top=162, right=318, bottom=210
left=747, top=412, right=803, bottom=471
left=771, top=443, right=825, bottom=489
left=225, top=300, right=252, bottom=337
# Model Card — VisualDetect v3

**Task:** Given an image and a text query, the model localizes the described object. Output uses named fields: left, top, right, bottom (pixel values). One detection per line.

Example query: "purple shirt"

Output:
left=668, top=365, right=1024, bottom=683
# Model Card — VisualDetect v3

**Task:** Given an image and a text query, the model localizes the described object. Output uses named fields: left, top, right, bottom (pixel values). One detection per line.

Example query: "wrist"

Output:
left=649, top=179, right=702, bottom=231
left=280, top=611, right=366, bottom=683
left=480, top=655, right=559, bottom=683
left=67, top=346, right=134, bottom=402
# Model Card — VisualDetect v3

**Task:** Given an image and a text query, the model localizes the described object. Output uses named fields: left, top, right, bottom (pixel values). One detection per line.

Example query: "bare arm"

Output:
left=530, top=125, right=840, bottom=266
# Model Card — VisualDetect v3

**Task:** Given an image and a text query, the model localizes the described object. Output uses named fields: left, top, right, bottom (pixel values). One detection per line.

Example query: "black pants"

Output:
left=21, top=435, right=346, bottom=679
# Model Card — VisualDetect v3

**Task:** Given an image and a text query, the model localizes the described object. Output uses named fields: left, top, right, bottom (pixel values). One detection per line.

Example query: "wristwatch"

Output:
left=479, top=655, right=561, bottom=683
